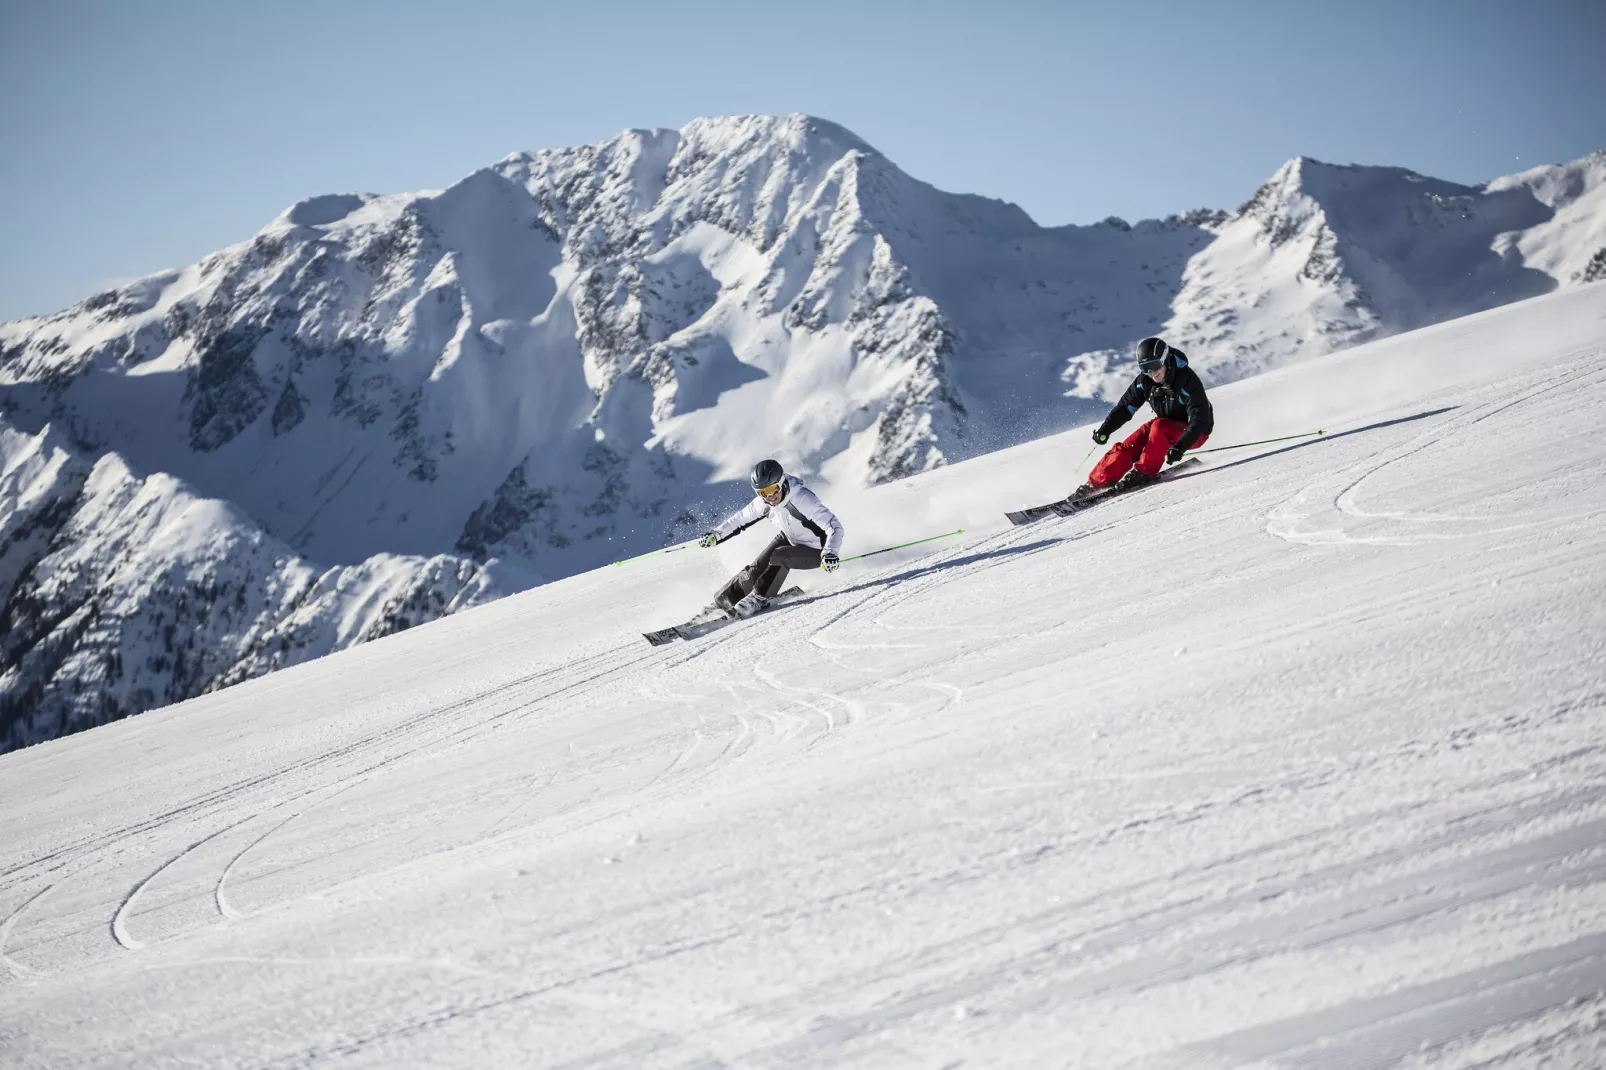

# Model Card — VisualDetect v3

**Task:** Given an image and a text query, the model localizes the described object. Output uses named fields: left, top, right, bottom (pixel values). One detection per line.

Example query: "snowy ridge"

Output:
left=1487, top=149, right=1606, bottom=285
left=1163, top=157, right=1570, bottom=381
left=1, top=284, right=1603, bottom=1066
left=0, top=115, right=1602, bottom=749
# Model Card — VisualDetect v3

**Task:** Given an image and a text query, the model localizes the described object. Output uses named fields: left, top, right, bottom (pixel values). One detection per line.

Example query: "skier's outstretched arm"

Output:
left=1096, top=377, right=1147, bottom=440
left=706, top=498, right=766, bottom=545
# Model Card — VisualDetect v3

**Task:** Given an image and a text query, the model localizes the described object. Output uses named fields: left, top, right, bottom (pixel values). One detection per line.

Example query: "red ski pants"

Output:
left=1089, top=418, right=1209, bottom=486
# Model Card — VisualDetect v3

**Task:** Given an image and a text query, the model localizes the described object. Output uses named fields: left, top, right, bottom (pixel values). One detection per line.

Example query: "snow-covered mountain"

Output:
left=1, top=115, right=1601, bottom=750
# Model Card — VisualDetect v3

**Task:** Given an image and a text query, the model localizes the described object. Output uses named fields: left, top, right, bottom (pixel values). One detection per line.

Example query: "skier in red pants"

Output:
left=1070, top=337, right=1213, bottom=502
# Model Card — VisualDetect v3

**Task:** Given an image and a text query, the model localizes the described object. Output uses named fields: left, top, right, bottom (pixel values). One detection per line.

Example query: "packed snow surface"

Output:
left=2, top=284, right=1604, bottom=1067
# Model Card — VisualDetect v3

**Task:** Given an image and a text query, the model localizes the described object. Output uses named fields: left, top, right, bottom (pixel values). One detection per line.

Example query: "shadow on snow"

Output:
left=801, top=537, right=1069, bottom=604
left=1180, top=406, right=1459, bottom=479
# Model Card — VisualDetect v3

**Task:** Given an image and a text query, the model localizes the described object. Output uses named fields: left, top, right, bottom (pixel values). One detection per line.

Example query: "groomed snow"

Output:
left=2, top=284, right=1604, bottom=1067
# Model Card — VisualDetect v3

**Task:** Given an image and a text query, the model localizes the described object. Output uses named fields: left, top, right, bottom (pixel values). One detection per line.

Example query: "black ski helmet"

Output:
left=1136, top=337, right=1170, bottom=372
left=749, top=459, right=785, bottom=494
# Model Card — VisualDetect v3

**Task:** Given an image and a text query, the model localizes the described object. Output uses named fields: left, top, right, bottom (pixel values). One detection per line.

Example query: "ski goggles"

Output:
left=755, top=482, right=783, bottom=499
left=1137, top=340, right=1169, bottom=372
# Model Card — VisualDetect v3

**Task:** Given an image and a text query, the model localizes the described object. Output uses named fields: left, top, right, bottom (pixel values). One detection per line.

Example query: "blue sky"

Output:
left=1, top=0, right=1601, bottom=321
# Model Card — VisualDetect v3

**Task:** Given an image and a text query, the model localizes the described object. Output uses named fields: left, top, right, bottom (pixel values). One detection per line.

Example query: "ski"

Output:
left=1005, top=458, right=1201, bottom=526
left=643, top=587, right=807, bottom=646
left=643, top=614, right=716, bottom=647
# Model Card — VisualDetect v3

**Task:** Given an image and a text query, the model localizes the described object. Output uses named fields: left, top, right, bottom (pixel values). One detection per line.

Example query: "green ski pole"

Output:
left=840, top=528, right=965, bottom=564
left=1075, top=441, right=1097, bottom=472
left=1192, top=429, right=1324, bottom=455
left=622, top=526, right=966, bottom=569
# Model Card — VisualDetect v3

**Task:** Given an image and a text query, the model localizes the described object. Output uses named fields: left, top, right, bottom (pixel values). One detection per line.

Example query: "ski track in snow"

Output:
left=3, top=287, right=1606, bottom=1067
left=110, top=818, right=258, bottom=951
left=2, top=642, right=665, bottom=969
left=0, top=880, right=58, bottom=978
left=1267, top=354, right=1606, bottom=546
left=214, top=778, right=372, bottom=921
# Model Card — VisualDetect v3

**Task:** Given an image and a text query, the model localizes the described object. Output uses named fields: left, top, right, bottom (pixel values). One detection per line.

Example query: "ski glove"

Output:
left=1165, top=446, right=1186, bottom=465
left=698, top=532, right=718, bottom=548
left=1093, top=430, right=1110, bottom=445
left=821, top=551, right=840, bottom=573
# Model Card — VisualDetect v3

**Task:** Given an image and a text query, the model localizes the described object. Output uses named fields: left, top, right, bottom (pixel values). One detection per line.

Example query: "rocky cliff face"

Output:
left=0, top=420, right=496, bottom=751
left=1, top=114, right=1600, bottom=749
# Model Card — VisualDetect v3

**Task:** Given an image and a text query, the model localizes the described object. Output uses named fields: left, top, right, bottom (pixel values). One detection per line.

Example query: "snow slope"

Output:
left=2, top=282, right=1603, bottom=1067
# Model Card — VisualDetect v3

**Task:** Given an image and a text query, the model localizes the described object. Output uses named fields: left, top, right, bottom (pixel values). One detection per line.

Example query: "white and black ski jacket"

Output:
left=710, top=475, right=845, bottom=555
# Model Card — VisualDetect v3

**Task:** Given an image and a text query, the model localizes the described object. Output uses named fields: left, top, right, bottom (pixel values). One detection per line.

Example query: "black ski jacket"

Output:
left=1096, top=347, right=1214, bottom=453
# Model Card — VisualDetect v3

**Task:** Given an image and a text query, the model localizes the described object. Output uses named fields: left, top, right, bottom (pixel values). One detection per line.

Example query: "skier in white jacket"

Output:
left=700, top=459, right=845, bottom=618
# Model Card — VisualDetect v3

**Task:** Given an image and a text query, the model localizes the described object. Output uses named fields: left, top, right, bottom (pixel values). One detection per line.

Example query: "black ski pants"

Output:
left=717, top=535, right=822, bottom=606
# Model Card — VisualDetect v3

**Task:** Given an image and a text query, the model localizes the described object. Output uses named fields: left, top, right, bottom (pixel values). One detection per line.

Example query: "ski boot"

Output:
left=1065, top=482, right=1100, bottom=505
left=1113, top=469, right=1157, bottom=492
left=732, top=592, right=770, bottom=619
